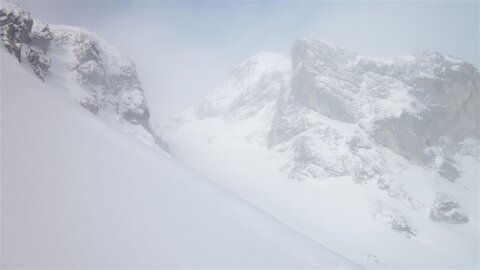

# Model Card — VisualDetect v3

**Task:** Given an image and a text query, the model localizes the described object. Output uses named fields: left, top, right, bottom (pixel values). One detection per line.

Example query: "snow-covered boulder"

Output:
left=430, top=194, right=469, bottom=224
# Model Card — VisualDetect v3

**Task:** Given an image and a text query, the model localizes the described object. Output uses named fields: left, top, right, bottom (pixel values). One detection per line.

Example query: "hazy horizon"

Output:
left=14, top=0, right=480, bottom=126
left=2, top=1, right=479, bottom=268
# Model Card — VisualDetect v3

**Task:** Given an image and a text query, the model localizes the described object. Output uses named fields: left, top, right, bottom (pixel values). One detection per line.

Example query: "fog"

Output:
left=15, top=0, right=479, bottom=126
left=3, top=1, right=480, bottom=268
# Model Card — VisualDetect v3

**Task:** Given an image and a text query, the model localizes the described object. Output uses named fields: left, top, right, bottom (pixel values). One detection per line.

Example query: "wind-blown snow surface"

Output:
left=164, top=42, right=480, bottom=269
left=0, top=51, right=361, bottom=268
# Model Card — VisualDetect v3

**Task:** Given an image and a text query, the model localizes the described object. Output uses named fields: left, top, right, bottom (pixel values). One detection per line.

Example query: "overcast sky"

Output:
left=14, top=0, right=480, bottom=126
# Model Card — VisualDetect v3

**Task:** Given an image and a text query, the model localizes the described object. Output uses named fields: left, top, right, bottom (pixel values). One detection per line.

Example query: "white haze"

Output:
left=2, top=1, right=479, bottom=268
left=14, top=1, right=480, bottom=125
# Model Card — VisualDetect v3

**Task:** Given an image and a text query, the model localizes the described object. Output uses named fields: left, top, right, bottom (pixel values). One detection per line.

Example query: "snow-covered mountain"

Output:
left=2, top=0, right=478, bottom=268
left=1, top=49, right=363, bottom=268
left=0, top=2, right=363, bottom=268
left=163, top=38, right=479, bottom=268
left=0, top=0, right=167, bottom=150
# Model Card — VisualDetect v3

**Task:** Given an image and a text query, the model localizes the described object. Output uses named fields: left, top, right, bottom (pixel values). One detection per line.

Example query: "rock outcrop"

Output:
left=0, top=0, right=167, bottom=151
left=430, top=194, right=469, bottom=224
left=0, top=1, right=51, bottom=81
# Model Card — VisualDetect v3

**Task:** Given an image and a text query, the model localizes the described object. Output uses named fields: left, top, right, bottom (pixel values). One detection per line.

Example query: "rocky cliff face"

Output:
left=289, top=38, right=479, bottom=166
left=266, top=39, right=479, bottom=194
left=0, top=0, right=167, bottom=151
left=192, top=38, right=479, bottom=185
left=167, top=37, right=479, bottom=237
left=50, top=25, right=151, bottom=128
left=0, top=1, right=51, bottom=80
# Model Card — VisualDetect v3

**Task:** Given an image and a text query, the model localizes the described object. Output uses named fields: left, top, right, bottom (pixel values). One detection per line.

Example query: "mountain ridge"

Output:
left=163, top=36, right=479, bottom=268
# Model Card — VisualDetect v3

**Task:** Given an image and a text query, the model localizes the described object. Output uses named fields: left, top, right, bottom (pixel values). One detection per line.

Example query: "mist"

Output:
left=3, top=1, right=480, bottom=268
left=15, top=0, right=480, bottom=126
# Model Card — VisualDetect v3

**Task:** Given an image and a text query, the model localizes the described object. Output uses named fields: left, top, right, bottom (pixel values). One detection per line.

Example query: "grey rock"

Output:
left=291, top=38, right=358, bottom=123
left=1, top=1, right=168, bottom=152
left=30, top=20, right=51, bottom=51
left=76, top=60, right=105, bottom=85
left=438, top=161, right=461, bottom=182
left=50, top=26, right=167, bottom=150
left=289, top=38, right=479, bottom=167
left=25, top=45, right=50, bottom=81
left=0, top=2, right=52, bottom=81
left=0, top=2, right=32, bottom=61
left=78, top=97, right=99, bottom=115
left=368, top=52, right=480, bottom=165
left=430, top=194, right=469, bottom=224
left=390, top=215, right=416, bottom=238
left=372, top=113, right=433, bottom=165
left=188, top=38, right=480, bottom=185
left=375, top=205, right=416, bottom=238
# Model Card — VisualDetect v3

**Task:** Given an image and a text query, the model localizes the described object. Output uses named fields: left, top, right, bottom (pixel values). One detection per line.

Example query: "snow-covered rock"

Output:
left=291, top=38, right=359, bottom=123
left=195, top=52, right=291, bottom=122
left=25, top=44, right=50, bottom=80
left=430, top=194, right=469, bottom=224
left=0, top=0, right=33, bottom=61
left=373, top=202, right=417, bottom=238
left=0, top=0, right=167, bottom=151
left=289, top=37, right=479, bottom=166
left=173, top=36, right=479, bottom=191
left=50, top=25, right=151, bottom=128
left=164, top=37, right=479, bottom=268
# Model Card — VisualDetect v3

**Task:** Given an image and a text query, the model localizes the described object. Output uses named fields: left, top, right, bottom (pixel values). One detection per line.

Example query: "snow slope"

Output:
left=165, top=116, right=479, bottom=269
left=164, top=42, right=480, bottom=269
left=0, top=50, right=360, bottom=268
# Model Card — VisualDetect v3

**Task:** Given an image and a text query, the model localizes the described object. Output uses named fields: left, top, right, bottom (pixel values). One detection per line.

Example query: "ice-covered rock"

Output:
left=0, top=0, right=167, bottom=151
left=430, top=194, right=469, bottom=224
